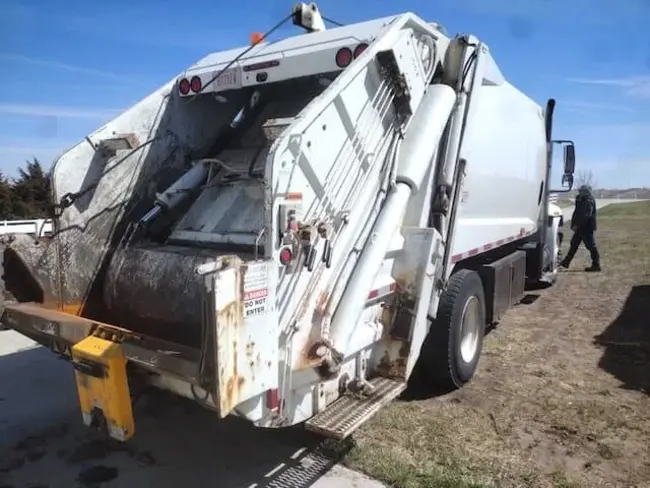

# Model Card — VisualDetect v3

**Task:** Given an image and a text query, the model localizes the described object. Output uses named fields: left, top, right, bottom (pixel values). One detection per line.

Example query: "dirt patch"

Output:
left=344, top=201, right=650, bottom=487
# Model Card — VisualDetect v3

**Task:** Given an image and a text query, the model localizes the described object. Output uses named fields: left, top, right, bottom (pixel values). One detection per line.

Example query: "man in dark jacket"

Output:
left=559, top=185, right=601, bottom=272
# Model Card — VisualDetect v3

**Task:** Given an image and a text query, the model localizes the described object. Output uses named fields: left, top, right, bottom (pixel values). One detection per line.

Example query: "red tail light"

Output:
left=354, top=43, right=368, bottom=58
left=178, top=78, right=190, bottom=95
left=335, top=47, right=352, bottom=68
left=266, top=388, right=279, bottom=410
left=190, top=76, right=202, bottom=93
left=279, top=247, right=293, bottom=266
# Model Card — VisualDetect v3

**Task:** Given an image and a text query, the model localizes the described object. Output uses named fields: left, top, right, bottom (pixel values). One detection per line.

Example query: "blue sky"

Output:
left=1, top=0, right=649, bottom=188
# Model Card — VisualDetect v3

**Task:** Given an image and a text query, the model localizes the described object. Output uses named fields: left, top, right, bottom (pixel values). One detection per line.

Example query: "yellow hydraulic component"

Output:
left=71, top=335, right=134, bottom=441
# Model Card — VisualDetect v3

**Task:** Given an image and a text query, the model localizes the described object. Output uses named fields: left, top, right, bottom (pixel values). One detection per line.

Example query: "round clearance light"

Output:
left=353, top=43, right=369, bottom=58
left=179, top=78, right=191, bottom=95
left=279, top=247, right=293, bottom=265
left=190, top=76, right=202, bottom=93
left=335, top=47, right=353, bottom=68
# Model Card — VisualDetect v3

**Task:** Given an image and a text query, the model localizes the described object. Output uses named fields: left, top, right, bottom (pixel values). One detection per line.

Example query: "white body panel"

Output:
left=452, top=80, right=547, bottom=260
left=180, top=16, right=398, bottom=96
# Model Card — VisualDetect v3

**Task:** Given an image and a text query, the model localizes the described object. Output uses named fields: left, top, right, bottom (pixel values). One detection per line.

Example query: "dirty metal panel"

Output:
left=479, top=250, right=526, bottom=324
left=170, top=149, right=266, bottom=248
left=41, top=82, right=250, bottom=314
left=3, top=302, right=94, bottom=344
left=2, top=302, right=200, bottom=381
left=376, top=226, right=442, bottom=380
left=213, top=259, right=278, bottom=417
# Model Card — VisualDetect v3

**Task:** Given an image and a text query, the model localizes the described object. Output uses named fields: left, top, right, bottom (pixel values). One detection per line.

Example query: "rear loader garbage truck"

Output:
left=0, top=3, right=576, bottom=441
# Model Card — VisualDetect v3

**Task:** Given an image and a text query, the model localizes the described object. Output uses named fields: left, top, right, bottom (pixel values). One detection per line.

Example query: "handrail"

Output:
left=0, top=219, right=53, bottom=236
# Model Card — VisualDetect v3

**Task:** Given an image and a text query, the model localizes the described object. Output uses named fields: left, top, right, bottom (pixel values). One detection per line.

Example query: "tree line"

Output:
left=0, top=158, right=51, bottom=220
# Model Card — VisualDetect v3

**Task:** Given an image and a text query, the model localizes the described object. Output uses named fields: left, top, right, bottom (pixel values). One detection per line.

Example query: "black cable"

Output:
left=322, top=16, right=345, bottom=27
left=193, top=13, right=295, bottom=98
left=54, top=136, right=162, bottom=214
left=461, top=41, right=479, bottom=87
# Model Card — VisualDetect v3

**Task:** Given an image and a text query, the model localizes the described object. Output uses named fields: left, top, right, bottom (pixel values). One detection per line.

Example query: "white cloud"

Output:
left=0, top=103, right=121, bottom=120
left=0, top=53, right=132, bottom=83
left=566, top=76, right=650, bottom=99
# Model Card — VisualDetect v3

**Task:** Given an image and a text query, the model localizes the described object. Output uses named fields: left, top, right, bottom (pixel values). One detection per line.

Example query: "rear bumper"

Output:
left=2, top=302, right=201, bottom=384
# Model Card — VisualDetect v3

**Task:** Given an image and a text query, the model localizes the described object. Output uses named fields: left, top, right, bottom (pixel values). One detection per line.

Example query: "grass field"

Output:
left=343, top=200, right=650, bottom=488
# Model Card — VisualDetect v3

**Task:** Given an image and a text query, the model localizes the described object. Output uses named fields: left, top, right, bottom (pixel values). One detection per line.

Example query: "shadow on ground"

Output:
left=594, top=284, right=650, bottom=395
left=0, top=341, right=353, bottom=488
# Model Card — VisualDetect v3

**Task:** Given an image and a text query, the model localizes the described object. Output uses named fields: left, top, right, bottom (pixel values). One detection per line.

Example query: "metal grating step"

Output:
left=305, top=377, right=406, bottom=440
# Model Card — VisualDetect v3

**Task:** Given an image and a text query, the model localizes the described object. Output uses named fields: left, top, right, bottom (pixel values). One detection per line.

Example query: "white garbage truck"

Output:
left=0, top=3, right=575, bottom=441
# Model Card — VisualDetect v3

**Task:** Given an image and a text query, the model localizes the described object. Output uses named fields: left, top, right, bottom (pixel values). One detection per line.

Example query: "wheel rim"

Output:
left=460, top=295, right=481, bottom=363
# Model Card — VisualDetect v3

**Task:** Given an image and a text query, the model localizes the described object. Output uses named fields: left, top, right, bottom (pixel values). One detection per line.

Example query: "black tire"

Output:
left=420, top=269, right=486, bottom=391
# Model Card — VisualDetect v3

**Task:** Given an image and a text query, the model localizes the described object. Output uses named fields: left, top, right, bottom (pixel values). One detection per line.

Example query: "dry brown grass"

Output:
left=344, top=201, right=650, bottom=488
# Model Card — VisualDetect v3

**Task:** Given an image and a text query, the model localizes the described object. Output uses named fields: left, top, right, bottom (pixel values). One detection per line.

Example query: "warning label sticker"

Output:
left=243, top=289, right=268, bottom=317
left=244, top=289, right=267, bottom=301
left=243, top=262, right=270, bottom=318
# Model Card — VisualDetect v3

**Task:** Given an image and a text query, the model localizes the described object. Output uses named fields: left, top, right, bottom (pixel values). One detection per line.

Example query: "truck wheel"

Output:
left=421, top=269, right=486, bottom=391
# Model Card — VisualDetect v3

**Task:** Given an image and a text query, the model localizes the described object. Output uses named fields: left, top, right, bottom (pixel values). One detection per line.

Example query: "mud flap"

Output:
left=71, top=336, right=135, bottom=441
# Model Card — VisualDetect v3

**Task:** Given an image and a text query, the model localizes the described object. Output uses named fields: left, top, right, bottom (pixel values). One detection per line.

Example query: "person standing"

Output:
left=559, top=185, right=601, bottom=272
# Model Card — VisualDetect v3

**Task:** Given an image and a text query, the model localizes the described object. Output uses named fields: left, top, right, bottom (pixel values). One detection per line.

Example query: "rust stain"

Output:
left=238, top=264, right=247, bottom=326
left=296, top=342, right=321, bottom=370
left=310, top=290, right=330, bottom=326
left=376, top=340, right=409, bottom=379
left=394, top=270, right=417, bottom=296
left=249, top=361, right=255, bottom=381
left=296, top=334, right=327, bottom=370
left=378, top=296, right=399, bottom=341
left=59, top=303, right=83, bottom=316
left=216, top=263, right=245, bottom=416
left=245, top=340, right=255, bottom=360
left=221, top=339, right=242, bottom=415
left=316, top=290, right=329, bottom=311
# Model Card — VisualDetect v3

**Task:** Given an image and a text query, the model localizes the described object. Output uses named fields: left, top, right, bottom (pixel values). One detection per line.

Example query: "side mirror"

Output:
left=561, top=173, right=574, bottom=189
left=550, top=139, right=576, bottom=192
left=563, top=144, right=575, bottom=174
